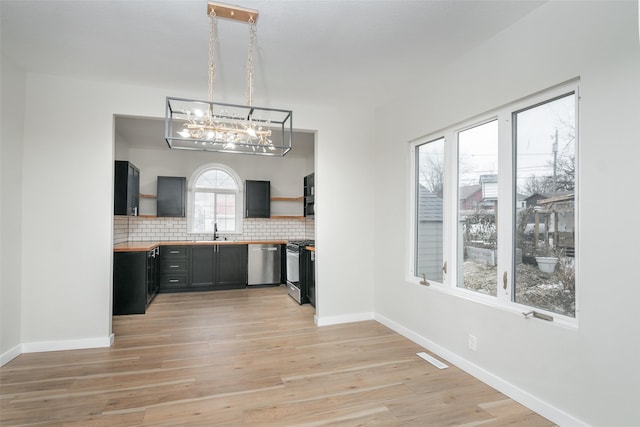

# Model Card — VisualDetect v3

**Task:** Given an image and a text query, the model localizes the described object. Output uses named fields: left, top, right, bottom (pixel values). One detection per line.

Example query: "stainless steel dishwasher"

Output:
left=247, top=244, right=281, bottom=286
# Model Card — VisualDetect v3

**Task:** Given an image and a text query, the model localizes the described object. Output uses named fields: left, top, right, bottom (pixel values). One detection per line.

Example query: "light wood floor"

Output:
left=1, top=286, right=555, bottom=426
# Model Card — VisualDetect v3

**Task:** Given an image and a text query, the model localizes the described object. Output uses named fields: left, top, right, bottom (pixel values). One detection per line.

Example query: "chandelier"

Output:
left=165, top=2, right=292, bottom=156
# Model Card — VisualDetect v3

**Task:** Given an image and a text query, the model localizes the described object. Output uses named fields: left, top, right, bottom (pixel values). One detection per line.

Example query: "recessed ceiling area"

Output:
left=115, top=115, right=314, bottom=157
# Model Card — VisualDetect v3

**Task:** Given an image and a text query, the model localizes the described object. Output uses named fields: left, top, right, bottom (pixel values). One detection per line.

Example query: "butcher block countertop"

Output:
left=114, top=240, right=288, bottom=252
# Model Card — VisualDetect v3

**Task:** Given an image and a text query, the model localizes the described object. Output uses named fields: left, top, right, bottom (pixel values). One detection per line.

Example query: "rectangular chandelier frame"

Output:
left=165, top=96, right=293, bottom=157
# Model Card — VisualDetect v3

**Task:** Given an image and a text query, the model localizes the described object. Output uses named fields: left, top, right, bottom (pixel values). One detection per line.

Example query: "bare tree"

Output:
left=419, top=152, right=444, bottom=198
left=521, top=175, right=554, bottom=195
left=553, top=154, right=575, bottom=191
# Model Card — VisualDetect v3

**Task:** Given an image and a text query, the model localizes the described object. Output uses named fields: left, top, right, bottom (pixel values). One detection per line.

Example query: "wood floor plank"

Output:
left=0, top=286, right=555, bottom=426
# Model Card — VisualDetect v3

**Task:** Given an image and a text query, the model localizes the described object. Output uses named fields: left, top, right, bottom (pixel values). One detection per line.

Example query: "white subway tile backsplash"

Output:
left=113, top=216, right=129, bottom=244
left=118, top=216, right=314, bottom=242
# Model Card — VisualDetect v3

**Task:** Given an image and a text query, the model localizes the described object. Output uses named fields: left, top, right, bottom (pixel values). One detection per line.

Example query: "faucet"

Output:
left=213, top=222, right=219, bottom=241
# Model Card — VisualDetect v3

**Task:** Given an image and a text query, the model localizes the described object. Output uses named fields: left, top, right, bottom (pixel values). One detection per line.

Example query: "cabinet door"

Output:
left=114, top=161, right=140, bottom=216
left=157, top=176, right=186, bottom=217
left=190, top=245, right=215, bottom=287
left=245, top=180, right=270, bottom=218
left=306, top=250, right=316, bottom=307
left=216, top=245, right=248, bottom=289
left=128, top=165, right=140, bottom=216
left=303, top=173, right=314, bottom=218
left=113, top=251, right=147, bottom=314
left=146, top=249, right=157, bottom=303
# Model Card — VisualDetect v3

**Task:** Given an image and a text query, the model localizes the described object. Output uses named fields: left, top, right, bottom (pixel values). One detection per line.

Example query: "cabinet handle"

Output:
left=169, top=279, right=179, bottom=283
left=170, top=265, right=180, bottom=268
left=442, top=261, right=447, bottom=274
left=503, top=271, right=508, bottom=289
left=170, top=250, right=180, bottom=254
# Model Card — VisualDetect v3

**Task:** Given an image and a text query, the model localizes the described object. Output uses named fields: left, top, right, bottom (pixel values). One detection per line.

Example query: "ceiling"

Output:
left=1, top=0, right=545, bottom=150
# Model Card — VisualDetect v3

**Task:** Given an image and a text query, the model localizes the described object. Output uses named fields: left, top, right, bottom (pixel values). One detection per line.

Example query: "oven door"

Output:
left=286, top=249, right=300, bottom=284
left=286, top=249, right=301, bottom=303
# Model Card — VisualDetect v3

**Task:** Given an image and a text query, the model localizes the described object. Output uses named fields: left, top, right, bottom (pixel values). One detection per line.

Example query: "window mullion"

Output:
left=443, top=131, right=457, bottom=289
left=496, top=111, right=514, bottom=303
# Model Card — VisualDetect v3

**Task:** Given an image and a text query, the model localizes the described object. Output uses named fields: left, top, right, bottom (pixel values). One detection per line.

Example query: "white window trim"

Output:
left=408, top=79, right=580, bottom=328
left=187, top=163, right=244, bottom=236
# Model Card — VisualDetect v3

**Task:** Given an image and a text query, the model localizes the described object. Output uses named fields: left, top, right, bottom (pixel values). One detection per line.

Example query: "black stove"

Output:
left=286, top=240, right=315, bottom=252
left=286, top=239, right=314, bottom=304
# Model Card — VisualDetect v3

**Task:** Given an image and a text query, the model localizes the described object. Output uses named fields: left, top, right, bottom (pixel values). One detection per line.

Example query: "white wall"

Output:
left=0, top=54, right=26, bottom=363
left=124, top=140, right=313, bottom=217
left=373, top=2, right=640, bottom=426
left=13, top=70, right=375, bottom=352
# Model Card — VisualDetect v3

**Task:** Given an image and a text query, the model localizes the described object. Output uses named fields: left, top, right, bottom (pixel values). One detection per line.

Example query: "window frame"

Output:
left=187, top=163, right=244, bottom=236
left=409, top=80, right=579, bottom=327
left=411, top=136, right=446, bottom=285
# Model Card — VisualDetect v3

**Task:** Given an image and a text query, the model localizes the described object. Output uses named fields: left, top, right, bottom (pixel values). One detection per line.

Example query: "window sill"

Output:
left=407, top=277, right=578, bottom=329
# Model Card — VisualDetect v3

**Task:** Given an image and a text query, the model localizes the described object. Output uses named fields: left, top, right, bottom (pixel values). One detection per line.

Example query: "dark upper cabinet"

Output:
left=304, top=173, right=315, bottom=218
left=245, top=180, right=270, bottom=218
left=157, top=176, right=186, bottom=217
left=114, top=161, right=140, bottom=216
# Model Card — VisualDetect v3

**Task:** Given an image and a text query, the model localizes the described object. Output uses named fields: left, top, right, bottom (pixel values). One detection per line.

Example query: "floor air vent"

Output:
left=417, top=351, right=449, bottom=369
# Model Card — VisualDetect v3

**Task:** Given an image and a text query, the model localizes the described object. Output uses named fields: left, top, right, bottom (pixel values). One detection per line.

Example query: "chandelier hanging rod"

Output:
left=207, top=2, right=258, bottom=23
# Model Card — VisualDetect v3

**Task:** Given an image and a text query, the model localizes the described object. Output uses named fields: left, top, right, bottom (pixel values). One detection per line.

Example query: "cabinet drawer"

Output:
left=161, top=246, right=189, bottom=258
left=160, top=260, right=188, bottom=273
left=159, top=274, right=188, bottom=288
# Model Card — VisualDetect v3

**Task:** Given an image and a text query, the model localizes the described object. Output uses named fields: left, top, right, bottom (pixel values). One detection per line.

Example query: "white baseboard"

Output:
left=21, top=336, right=112, bottom=354
left=374, top=313, right=588, bottom=427
left=1, top=344, right=22, bottom=366
left=315, top=311, right=374, bottom=326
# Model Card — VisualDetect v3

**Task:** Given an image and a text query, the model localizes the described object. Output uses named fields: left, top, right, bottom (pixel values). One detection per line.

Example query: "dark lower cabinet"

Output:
left=159, top=244, right=248, bottom=292
left=302, top=248, right=316, bottom=307
left=113, top=249, right=158, bottom=315
left=159, top=245, right=190, bottom=292
left=146, top=247, right=159, bottom=302
left=216, top=245, right=248, bottom=289
left=191, top=245, right=248, bottom=290
left=190, top=246, right=215, bottom=288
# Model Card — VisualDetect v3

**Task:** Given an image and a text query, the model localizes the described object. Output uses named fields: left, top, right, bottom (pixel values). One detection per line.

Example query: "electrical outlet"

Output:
left=468, top=334, right=477, bottom=351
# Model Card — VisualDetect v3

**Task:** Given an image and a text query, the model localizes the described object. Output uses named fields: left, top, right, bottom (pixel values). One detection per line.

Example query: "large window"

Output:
left=189, top=165, right=242, bottom=234
left=412, top=82, right=578, bottom=321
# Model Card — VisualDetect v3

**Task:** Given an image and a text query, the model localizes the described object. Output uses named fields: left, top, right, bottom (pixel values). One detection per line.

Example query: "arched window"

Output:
left=188, top=164, right=242, bottom=234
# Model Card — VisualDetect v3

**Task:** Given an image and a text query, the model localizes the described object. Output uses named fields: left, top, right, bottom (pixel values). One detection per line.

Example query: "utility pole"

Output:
left=552, top=128, right=558, bottom=196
